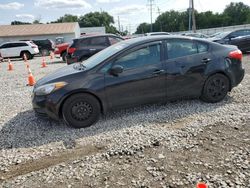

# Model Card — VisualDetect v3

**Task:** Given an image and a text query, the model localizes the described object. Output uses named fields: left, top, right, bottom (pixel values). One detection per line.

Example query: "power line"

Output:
left=147, top=0, right=155, bottom=32
left=191, top=0, right=196, bottom=32
left=157, top=7, right=163, bottom=31
left=189, top=0, right=196, bottom=32
left=117, top=16, right=121, bottom=32
left=189, top=0, right=192, bottom=31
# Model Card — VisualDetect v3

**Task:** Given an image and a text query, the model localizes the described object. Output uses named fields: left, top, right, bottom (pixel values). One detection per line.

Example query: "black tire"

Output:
left=201, top=74, right=230, bottom=103
left=62, top=93, right=101, bottom=128
left=21, top=51, right=31, bottom=60
left=61, top=51, right=67, bottom=61
left=41, top=49, right=49, bottom=56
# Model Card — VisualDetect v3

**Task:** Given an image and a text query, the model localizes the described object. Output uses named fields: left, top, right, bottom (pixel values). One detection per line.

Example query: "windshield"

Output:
left=82, top=41, right=130, bottom=69
left=212, top=31, right=230, bottom=39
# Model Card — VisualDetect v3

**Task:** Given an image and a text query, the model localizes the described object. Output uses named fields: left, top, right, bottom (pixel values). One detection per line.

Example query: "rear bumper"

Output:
left=233, top=68, right=245, bottom=87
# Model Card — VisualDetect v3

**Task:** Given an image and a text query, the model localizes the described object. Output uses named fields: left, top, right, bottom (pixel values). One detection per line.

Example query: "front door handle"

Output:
left=89, top=49, right=96, bottom=51
left=202, top=58, right=211, bottom=63
left=152, top=69, right=165, bottom=75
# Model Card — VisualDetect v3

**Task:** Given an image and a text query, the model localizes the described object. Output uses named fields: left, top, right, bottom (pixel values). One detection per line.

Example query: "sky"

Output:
left=0, top=0, right=250, bottom=33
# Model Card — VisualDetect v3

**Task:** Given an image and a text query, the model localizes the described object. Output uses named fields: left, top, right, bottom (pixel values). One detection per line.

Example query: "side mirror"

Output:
left=109, top=65, right=123, bottom=76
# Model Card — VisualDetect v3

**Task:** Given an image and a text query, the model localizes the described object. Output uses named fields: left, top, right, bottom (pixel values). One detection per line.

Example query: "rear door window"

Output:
left=0, top=43, right=12, bottom=48
left=90, top=37, right=108, bottom=47
left=166, top=39, right=198, bottom=59
left=197, top=42, right=209, bottom=53
left=230, top=30, right=245, bottom=38
left=75, top=39, right=90, bottom=48
left=14, top=43, right=28, bottom=47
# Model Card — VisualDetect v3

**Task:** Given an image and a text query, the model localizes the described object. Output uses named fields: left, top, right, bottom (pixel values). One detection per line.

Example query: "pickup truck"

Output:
left=54, top=42, right=70, bottom=61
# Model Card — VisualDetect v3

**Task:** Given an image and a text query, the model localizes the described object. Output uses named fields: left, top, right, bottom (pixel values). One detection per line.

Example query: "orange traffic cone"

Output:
left=8, top=59, right=13, bottom=71
left=41, top=57, right=47, bottom=68
left=27, top=68, right=36, bottom=86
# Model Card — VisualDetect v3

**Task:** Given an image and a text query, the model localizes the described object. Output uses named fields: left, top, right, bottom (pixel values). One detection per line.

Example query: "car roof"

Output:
left=33, top=39, right=50, bottom=41
left=2, top=41, right=29, bottom=44
left=122, top=35, right=211, bottom=46
left=76, top=34, right=122, bottom=40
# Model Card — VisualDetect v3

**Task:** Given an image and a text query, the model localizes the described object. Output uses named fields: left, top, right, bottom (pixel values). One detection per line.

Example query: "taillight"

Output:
left=228, top=50, right=242, bottom=61
left=68, top=47, right=76, bottom=54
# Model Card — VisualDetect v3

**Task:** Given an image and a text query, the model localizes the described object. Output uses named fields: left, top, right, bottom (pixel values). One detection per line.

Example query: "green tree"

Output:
left=51, top=14, right=78, bottom=23
left=11, top=21, right=31, bottom=25
left=223, top=2, right=250, bottom=25
left=135, top=23, right=151, bottom=34
left=33, top=20, right=41, bottom=24
left=135, top=2, right=250, bottom=33
left=78, top=11, right=118, bottom=34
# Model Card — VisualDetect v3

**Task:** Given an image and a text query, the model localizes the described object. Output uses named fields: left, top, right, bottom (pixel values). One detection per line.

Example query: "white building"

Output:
left=0, top=22, right=80, bottom=44
left=80, top=27, right=106, bottom=35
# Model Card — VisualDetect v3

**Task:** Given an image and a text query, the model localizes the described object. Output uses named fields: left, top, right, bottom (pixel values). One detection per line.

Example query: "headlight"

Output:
left=34, top=82, right=67, bottom=96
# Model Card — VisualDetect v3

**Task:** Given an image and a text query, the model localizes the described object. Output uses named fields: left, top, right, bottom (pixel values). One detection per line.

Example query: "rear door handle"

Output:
left=152, top=69, right=165, bottom=75
left=89, top=49, right=96, bottom=51
left=202, top=58, right=211, bottom=63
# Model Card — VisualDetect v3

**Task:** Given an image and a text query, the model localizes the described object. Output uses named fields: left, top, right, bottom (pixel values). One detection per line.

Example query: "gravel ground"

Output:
left=0, top=55, right=249, bottom=187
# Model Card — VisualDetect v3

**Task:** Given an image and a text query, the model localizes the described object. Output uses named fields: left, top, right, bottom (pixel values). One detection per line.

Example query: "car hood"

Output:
left=56, top=42, right=69, bottom=48
left=35, top=64, right=84, bottom=87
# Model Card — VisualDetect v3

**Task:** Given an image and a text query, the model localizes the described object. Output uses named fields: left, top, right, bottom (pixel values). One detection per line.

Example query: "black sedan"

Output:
left=209, top=29, right=250, bottom=53
left=32, top=36, right=245, bottom=128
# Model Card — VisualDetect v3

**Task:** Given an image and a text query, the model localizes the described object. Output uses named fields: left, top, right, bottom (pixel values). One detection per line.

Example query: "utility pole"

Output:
left=191, top=0, right=196, bottom=32
left=148, top=0, right=154, bottom=32
left=118, top=16, right=121, bottom=33
left=188, top=0, right=192, bottom=31
left=157, top=7, right=163, bottom=31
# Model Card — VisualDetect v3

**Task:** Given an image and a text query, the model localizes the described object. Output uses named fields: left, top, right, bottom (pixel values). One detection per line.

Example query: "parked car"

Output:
left=32, top=36, right=244, bottom=128
left=54, top=42, right=70, bottom=61
left=182, top=32, right=208, bottom=38
left=66, top=34, right=124, bottom=64
left=145, top=32, right=170, bottom=36
left=0, top=41, right=39, bottom=60
left=32, top=39, right=55, bottom=56
left=209, top=32, right=221, bottom=38
left=209, top=29, right=250, bottom=53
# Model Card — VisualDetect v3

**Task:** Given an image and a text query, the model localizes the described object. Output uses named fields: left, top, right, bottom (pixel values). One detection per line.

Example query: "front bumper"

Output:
left=32, top=93, right=60, bottom=120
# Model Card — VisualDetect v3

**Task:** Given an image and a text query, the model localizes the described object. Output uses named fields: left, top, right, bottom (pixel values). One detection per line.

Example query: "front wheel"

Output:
left=62, top=93, right=101, bottom=128
left=61, top=52, right=67, bottom=61
left=201, top=74, right=230, bottom=103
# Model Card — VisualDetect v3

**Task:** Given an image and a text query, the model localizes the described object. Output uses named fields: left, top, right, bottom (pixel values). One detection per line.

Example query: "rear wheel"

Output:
left=62, top=93, right=101, bottom=128
left=201, top=74, right=230, bottom=103
left=41, top=49, right=49, bottom=56
left=21, top=51, right=31, bottom=60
